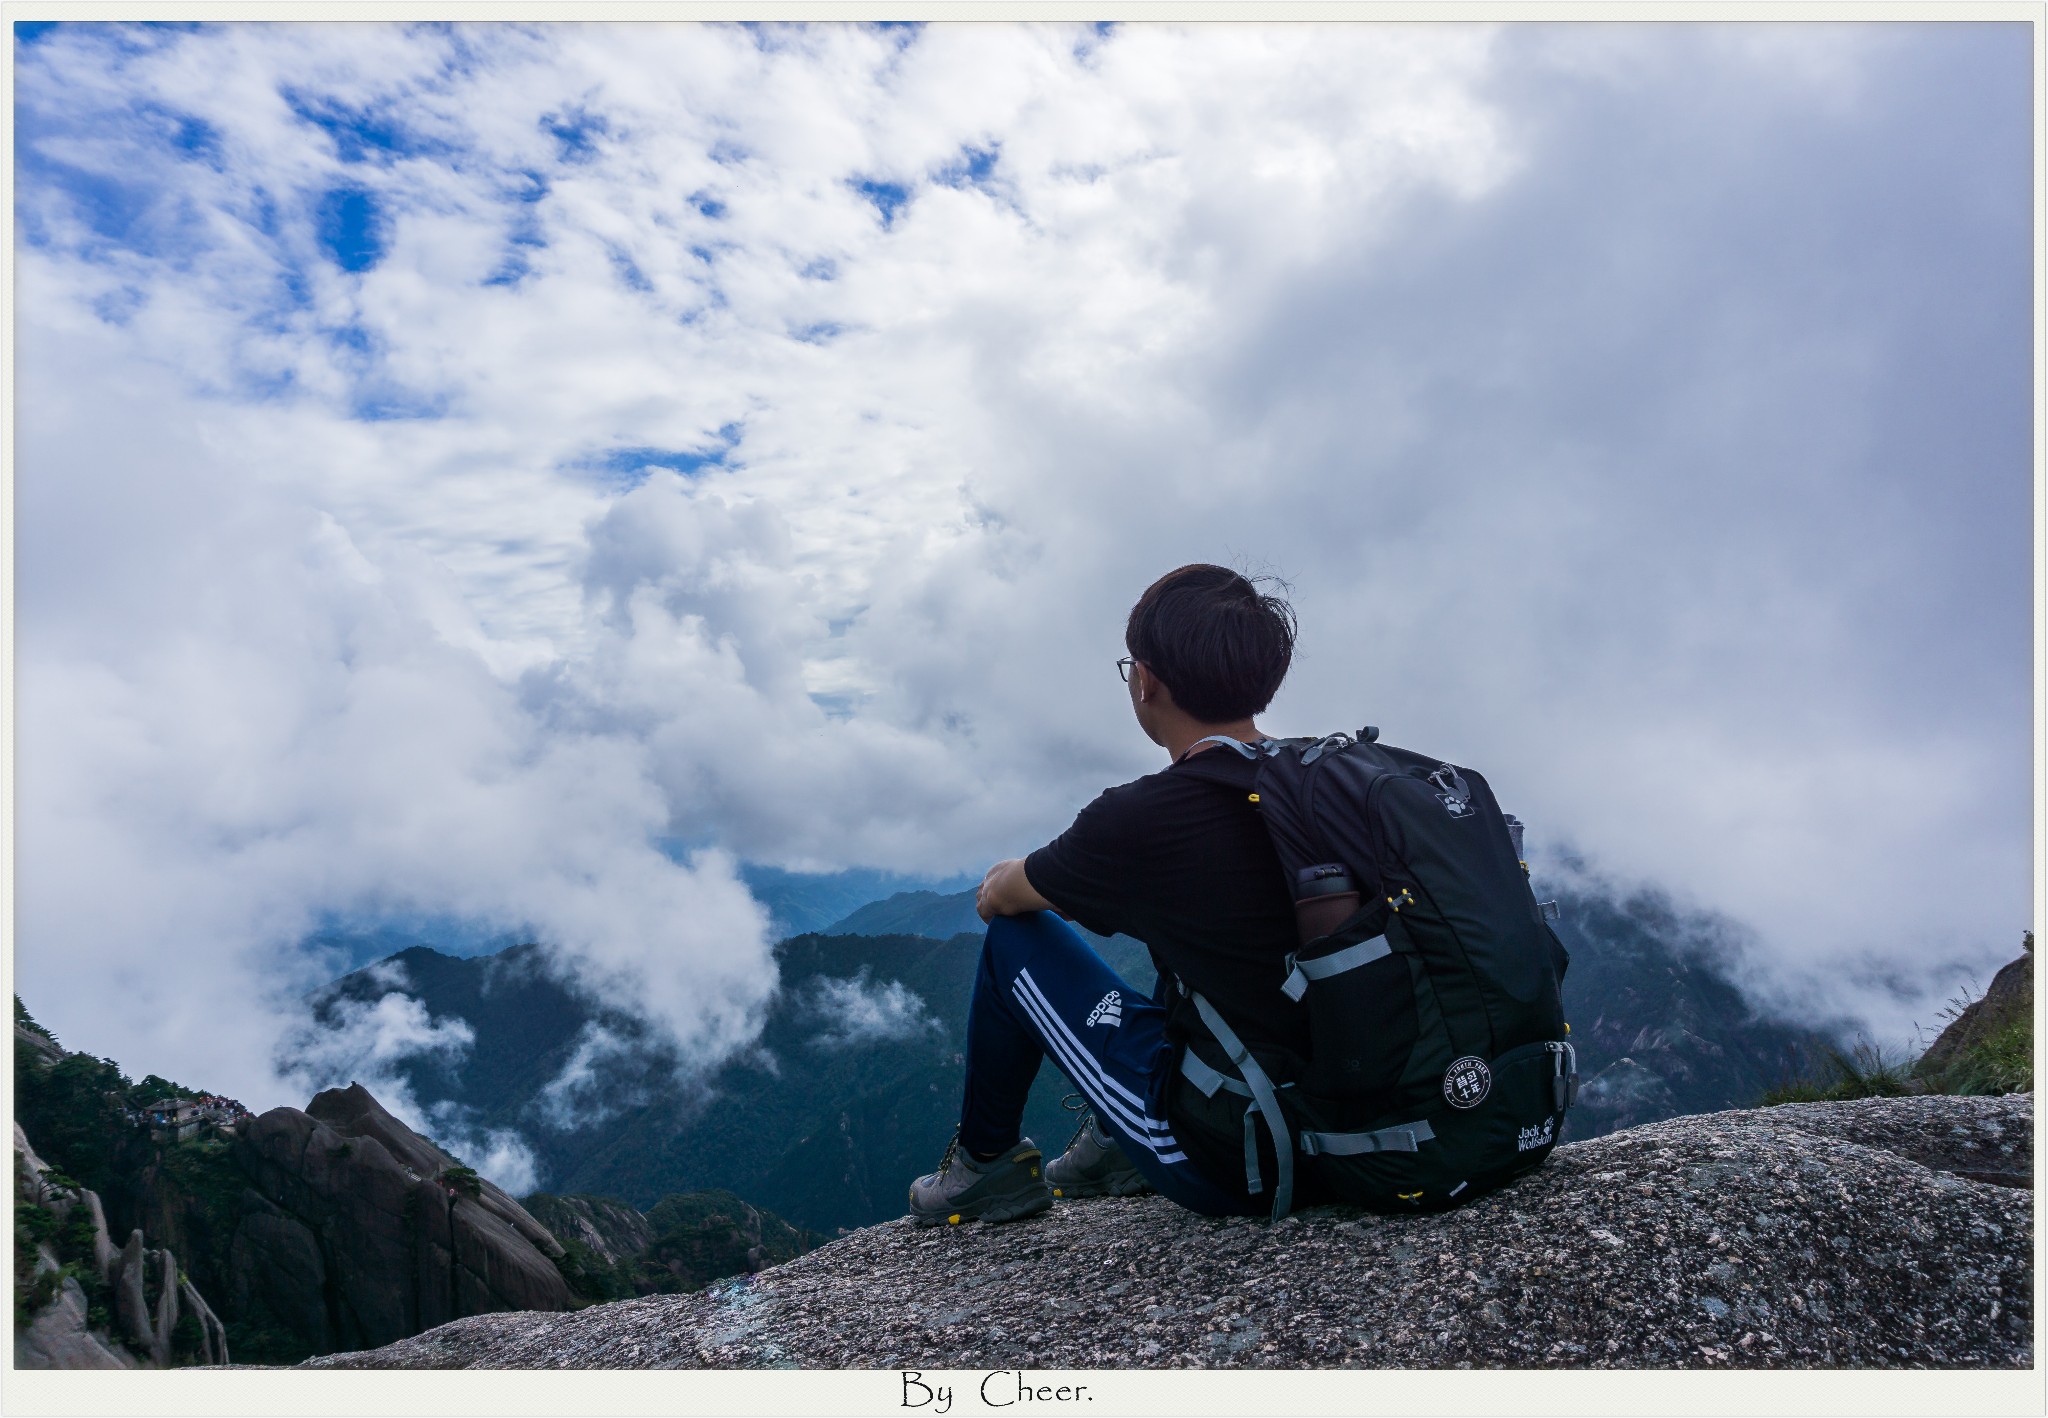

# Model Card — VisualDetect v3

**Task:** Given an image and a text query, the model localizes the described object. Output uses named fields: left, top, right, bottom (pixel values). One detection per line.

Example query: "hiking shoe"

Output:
left=1045, top=1108, right=1151, bottom=1199
left=907, top=1133, right=1053, bottom=1227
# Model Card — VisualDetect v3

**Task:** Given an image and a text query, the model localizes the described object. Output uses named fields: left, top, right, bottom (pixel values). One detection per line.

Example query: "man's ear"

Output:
left=1137, top=664, right=1169, bottom=707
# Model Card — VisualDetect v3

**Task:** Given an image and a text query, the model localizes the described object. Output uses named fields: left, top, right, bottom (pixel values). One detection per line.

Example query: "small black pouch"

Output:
left=1283, top=905, right=1416, bottom=1102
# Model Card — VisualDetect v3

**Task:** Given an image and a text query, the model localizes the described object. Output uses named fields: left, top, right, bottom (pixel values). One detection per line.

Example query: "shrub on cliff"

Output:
left=14, top=997, right=56, bottom=1044
left=1917, top=933, right=2032, bottom=1096
left=1761, top=935, right=2032, bottom=1108
left=1761, top=1041, right=1917, bottom=1106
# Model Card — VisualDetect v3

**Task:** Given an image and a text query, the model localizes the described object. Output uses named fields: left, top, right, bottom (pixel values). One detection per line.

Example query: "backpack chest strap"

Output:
left=1279, top=934, right=1391, bottom=1002
left=1299, top=1119, right=1435, bottom=1156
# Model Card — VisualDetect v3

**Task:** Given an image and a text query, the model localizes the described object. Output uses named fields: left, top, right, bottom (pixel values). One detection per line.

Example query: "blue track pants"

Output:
left=956, top=911, right=1260, bottom=1218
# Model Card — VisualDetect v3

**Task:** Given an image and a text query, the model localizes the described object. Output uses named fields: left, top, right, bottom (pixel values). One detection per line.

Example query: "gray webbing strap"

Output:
left=1186, top=735, right=1260, bottom=760
left=1550, top=1040, right=1579, bottom=1110
left=1298, top=1119, right=1436, bottom=1156
left=1191, top=992, right=1294, bottom=1220
left=1279, top=935, right=1392, bottom=1002
left=1179, top=1049, right=1251, bottom=1099
left=1242, top=1106, right=1261, bottom=1196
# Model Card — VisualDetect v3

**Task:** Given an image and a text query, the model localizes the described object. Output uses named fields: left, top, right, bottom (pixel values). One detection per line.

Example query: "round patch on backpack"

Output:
left=1442, top=1056, right=1492, bottom=1109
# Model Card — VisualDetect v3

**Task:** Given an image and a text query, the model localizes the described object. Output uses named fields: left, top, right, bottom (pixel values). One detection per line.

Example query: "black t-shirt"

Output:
left=1024, top=748, right=1308, bottom=1072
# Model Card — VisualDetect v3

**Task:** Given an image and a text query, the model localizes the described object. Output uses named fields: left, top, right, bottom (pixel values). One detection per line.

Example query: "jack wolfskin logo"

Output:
left=1085, top=991, right=1124, bottom=1028
left=1517, top=1117, right=1556, bottom=1152
left=1443, top=1055, right=1492, bottom=1109
left=1437, top=792, right=1475, bottom=818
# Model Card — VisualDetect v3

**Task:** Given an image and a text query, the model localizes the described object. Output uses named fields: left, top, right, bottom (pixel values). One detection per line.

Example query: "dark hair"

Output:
left=1124, top=564, right=1296, bottom=723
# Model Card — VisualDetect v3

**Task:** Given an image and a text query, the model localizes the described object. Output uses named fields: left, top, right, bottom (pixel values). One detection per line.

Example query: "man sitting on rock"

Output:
left=908, top=564, right=1303, bottom=1224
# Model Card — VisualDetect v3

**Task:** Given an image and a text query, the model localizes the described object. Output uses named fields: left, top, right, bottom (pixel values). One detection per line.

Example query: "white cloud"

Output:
left=278, top=990, right=473, bottom=1113
left=799, top=971, right=943, bottom=1051
left=12, top=18, right=2029, bottom=1107
left=531, top=1021, right=664, bottom=1132
left=423, top=1103, right=543, bottom=1196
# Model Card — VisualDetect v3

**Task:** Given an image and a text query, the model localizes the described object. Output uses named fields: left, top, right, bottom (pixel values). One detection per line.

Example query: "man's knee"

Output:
left=983, top=910, right=1066, bottom=976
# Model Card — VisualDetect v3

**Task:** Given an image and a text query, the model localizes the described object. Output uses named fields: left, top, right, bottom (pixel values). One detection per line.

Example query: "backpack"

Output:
left=1173, top=728, right=1576, bottom=1220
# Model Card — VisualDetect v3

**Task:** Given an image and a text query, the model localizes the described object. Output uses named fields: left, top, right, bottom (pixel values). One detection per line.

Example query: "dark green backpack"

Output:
left=1176, top=730, right=1575, bottom=1219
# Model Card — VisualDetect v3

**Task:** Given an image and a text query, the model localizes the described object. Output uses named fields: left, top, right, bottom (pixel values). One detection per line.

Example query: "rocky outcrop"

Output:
left=14, top=1123, right=227, bottom=1369
left=522, top=1188, right=823, bottom=1303
left=639, top=1190, right=817, bottom=1286
left=223, top=1083, right=573, bottom=1358
left=15, top=1270, right=135, bottom=1370
left=522, top=1194, right=656, bottom=1268
left=107, top=1228, right=230, bottom=1367
left=305, top=1094, right=2032, bottom=1370
left=1918, top=944, right=2032, bottom=1091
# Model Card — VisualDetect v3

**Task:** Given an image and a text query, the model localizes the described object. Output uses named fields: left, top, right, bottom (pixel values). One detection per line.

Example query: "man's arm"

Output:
left=976, top=857, right=1066, bottom=923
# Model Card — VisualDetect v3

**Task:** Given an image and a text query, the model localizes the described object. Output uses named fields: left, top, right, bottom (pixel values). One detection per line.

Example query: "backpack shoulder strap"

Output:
left=1180, top=735, right=1263, bottom=761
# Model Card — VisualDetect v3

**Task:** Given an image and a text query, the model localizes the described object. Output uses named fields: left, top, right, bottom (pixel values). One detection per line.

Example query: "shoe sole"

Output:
left=1049, top=1170, right=1152, bottom=1200
left=910, top=1186, right=1054, bottom=1227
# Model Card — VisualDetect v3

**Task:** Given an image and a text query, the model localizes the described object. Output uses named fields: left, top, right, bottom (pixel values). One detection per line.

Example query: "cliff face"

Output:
left=218, top=1083, right=573, bottom=1358
left=305, top=1094, right=2032, bottom=1370
left=521, top=1195, right=655, bottom=1269
left=19, top=999, right=812, bottom=1367
left=14, top=1122, right=229, bottom=1370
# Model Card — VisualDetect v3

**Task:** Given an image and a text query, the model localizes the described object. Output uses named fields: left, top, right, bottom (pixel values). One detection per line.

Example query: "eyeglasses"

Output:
left=1116, top=656, right=1137, bottom=683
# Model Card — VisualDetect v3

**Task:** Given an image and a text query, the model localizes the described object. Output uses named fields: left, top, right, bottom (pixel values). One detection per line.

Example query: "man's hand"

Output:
left=976, top=858, right=1063, bottom=922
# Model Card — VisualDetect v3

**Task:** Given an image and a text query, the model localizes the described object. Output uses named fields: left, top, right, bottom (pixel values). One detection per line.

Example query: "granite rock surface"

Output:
left=303, top=1093, right=2033, bottom=1370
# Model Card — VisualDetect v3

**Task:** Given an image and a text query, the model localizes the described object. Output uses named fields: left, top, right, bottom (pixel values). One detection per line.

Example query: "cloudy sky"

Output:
left=13, top=21, right=2033, bottom=1154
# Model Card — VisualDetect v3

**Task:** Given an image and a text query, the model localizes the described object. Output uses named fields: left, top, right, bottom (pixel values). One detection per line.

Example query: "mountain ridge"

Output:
left=290, top=878, right=1832, bottom=1236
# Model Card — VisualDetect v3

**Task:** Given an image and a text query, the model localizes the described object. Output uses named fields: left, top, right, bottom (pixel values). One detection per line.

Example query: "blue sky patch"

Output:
left=285, top=88, right=445, bottom=165
left=271, top=260, right=314, bottom=316
left=579, top=424, right=742, bottom=489
left=936, top=144, right=999, bottom=191
left=317, top=187, right=386, bottom=273
left=792, top=322, right=843, bottom=345
left=692, top=191, right=727, bottom=220
left=155, top=106, right=225, bottom=168
left=92, top=286, right=148, bottom=326
left=326, top=322, right=377, bottom=360
left=485, top=232, right=547, bottom=288
left=14, top=20, right=63, bottom=45
left=1074, top=21, right=1117, bottom=63
left=808, top=691, right=861, bottom=721
left=16, top=152, right=158, bottom=252
left=868, top=21, right=923, bottom=50
left=851, top=177, right=910, bottom=229
left=317, top=320, right=444, bottom=420
left=350, top=385, right=448, bottom=422
left=544, top=107, right=608, bottom=165
left=484, top=184, right=549, bottom=287
left=608, top=245, right=655, bottom=293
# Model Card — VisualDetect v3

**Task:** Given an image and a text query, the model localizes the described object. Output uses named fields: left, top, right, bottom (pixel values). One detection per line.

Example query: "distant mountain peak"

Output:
left=820, top=889, right=983, bottom=940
